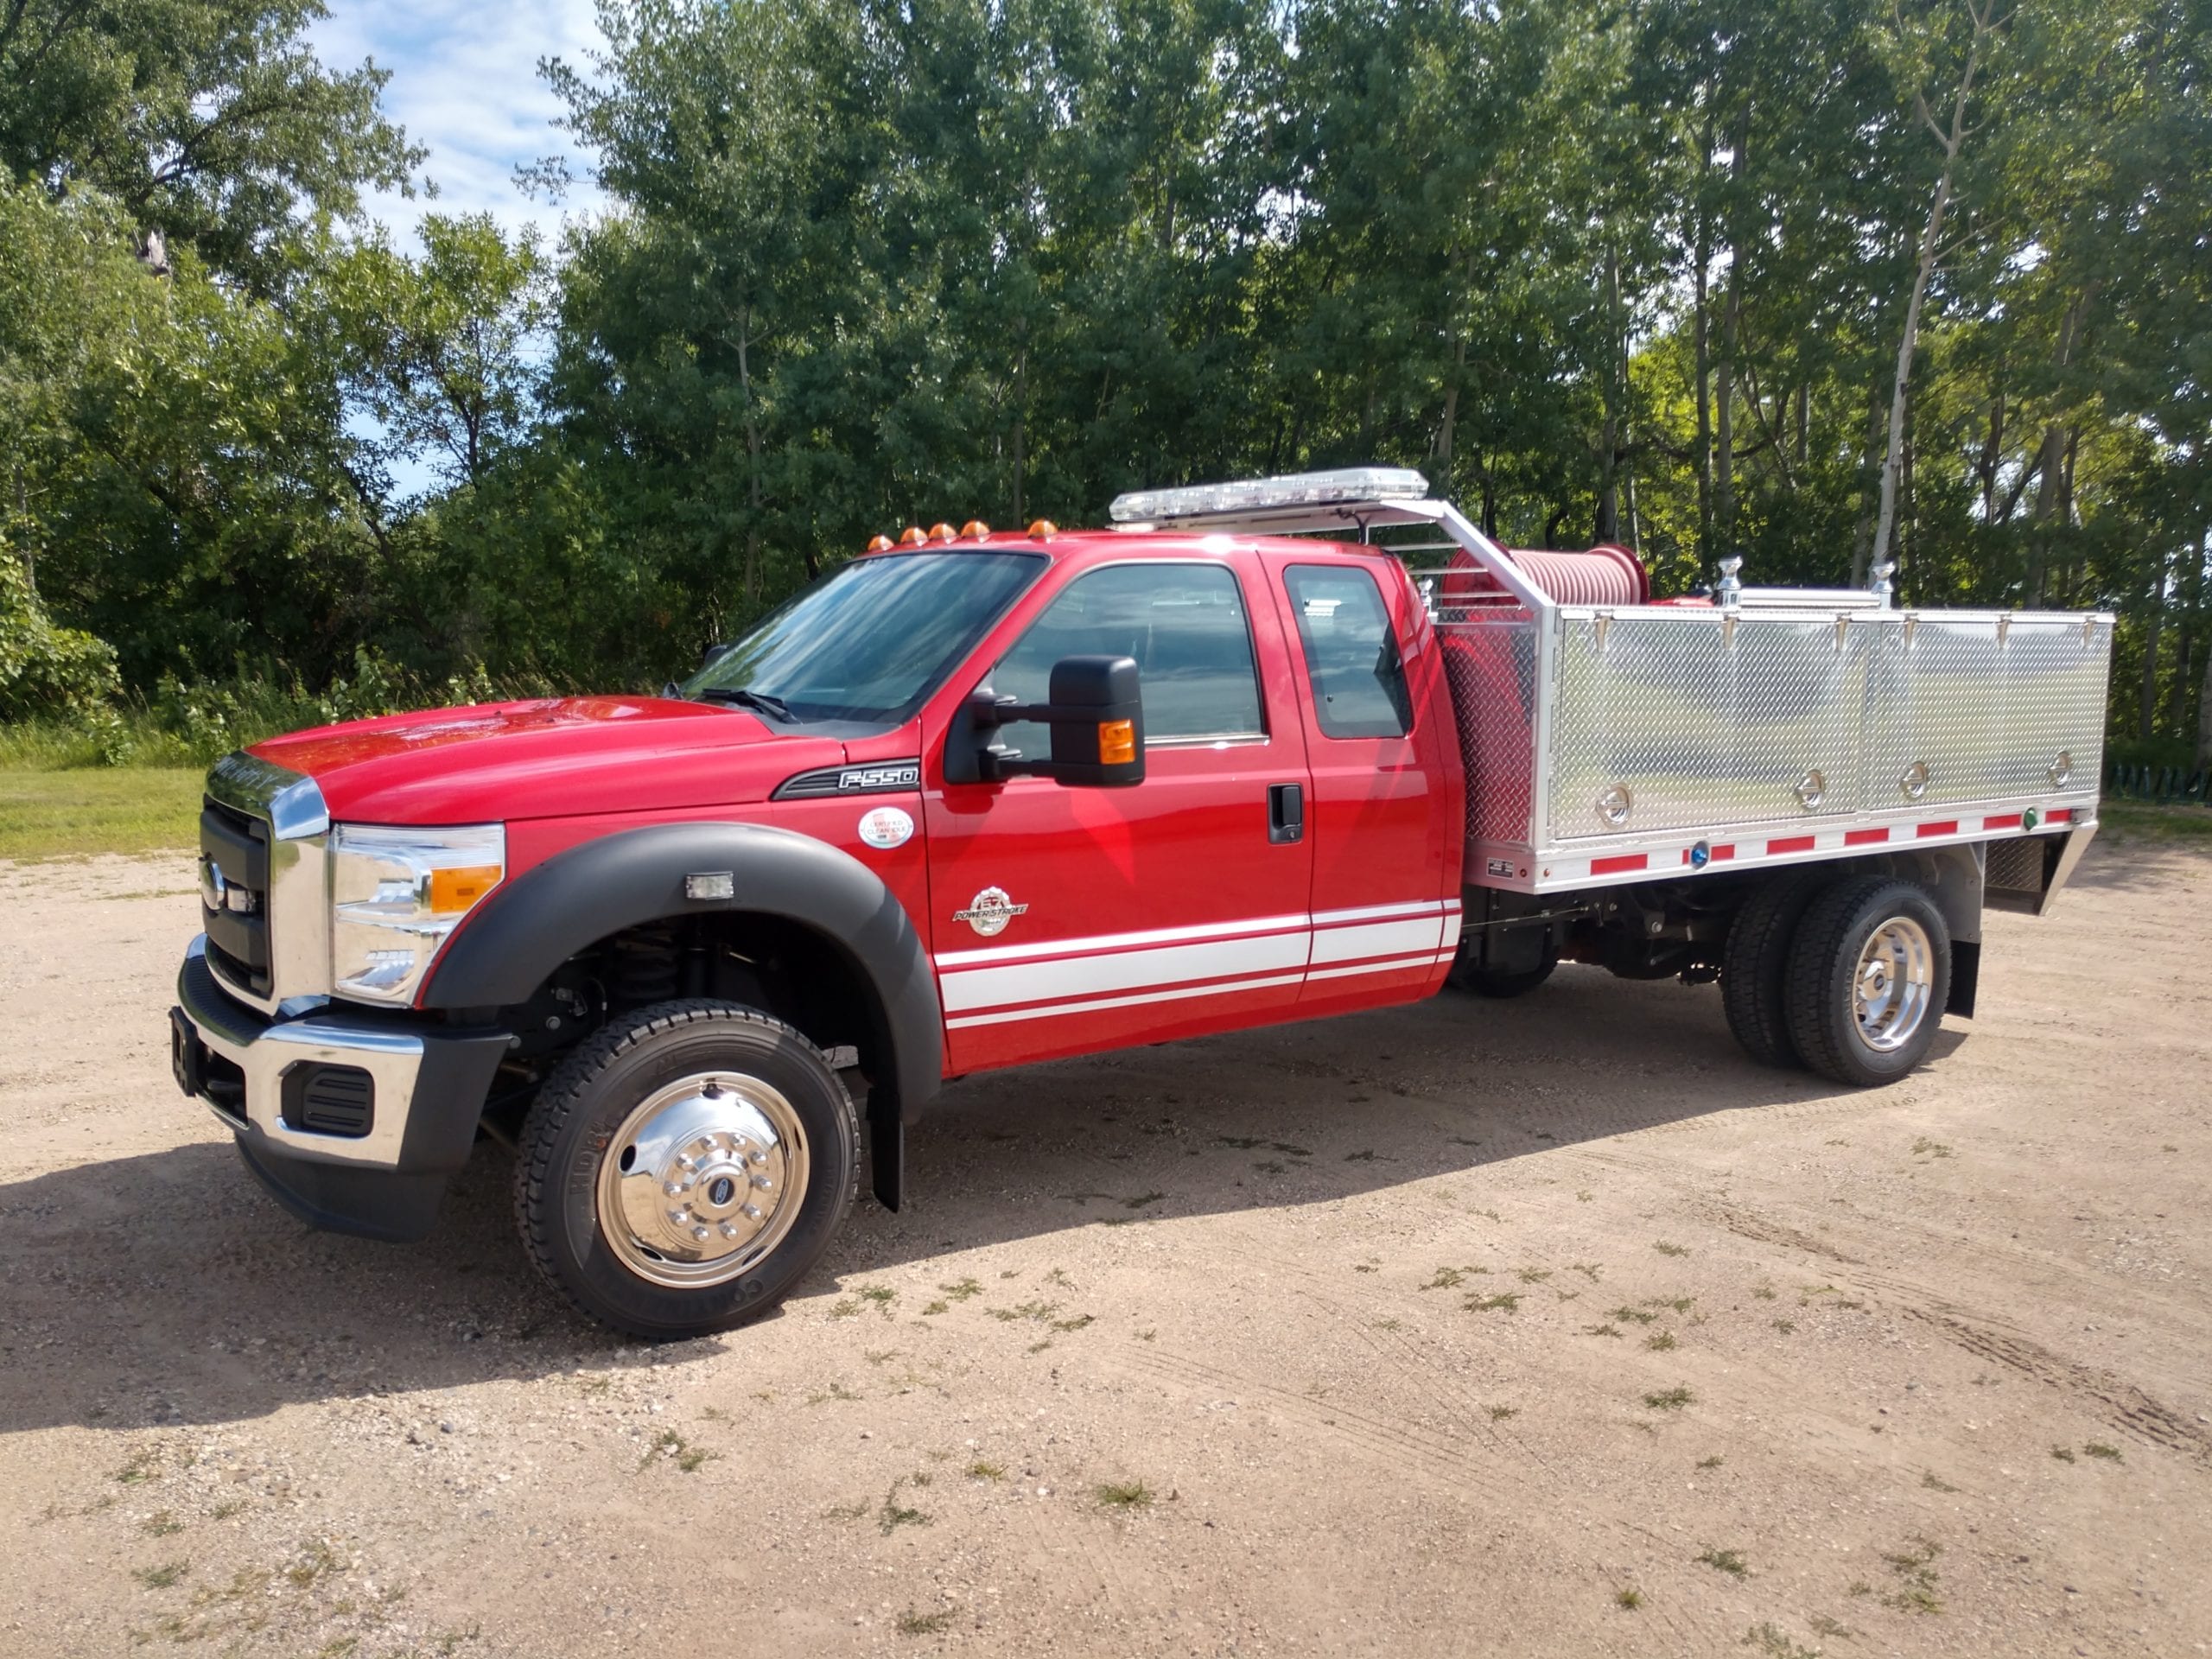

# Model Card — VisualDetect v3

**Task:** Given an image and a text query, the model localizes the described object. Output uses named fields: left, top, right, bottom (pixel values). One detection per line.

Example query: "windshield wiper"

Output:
left=693, top=685, right=798, bottom=722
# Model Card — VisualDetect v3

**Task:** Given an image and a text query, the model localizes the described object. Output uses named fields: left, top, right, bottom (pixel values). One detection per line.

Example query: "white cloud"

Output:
left=311, top=0, right=610, bottom=249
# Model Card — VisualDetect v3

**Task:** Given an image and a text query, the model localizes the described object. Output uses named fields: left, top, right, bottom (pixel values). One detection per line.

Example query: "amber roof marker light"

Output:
left=1027, top=518, right=1058, bottom=540
left=961, top=519, right=992, bottom=540
left=865, top=534, right=894, bottom=553
left=897, top=526, right=927, bottom=547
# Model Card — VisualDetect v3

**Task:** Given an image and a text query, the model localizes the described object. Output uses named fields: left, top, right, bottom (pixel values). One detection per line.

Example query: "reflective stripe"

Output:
left=945, top=970, right=1306, bottom=1030
left=940, top=929, right=1309, bottom=1014
left=1309, top=916, right=1444, bottom=965
left=1306, top=950, right=1451, bottom=982
left=935, top=911, right=1310, bottom=969
left=936, top=898, right=1457, bottom=1022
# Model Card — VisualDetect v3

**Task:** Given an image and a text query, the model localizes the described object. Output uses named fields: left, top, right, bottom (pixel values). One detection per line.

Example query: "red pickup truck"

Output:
left=173, top=469, right=2108, bottom=1337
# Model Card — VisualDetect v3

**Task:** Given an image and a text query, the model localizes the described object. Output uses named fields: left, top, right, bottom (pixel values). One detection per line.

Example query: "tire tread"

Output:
left=1719, top=868, right=1830, bottom=1067
left=511, top=999, right=859, bottom=1336
left=1782, top=876, right=1948, bottom=1087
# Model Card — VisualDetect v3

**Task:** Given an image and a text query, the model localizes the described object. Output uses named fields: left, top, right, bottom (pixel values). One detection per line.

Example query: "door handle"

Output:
left=1268, top=783, right=1305, bottom=844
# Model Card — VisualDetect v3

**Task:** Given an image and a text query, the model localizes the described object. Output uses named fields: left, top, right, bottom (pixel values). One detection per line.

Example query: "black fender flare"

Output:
left=422, top=822, right=943, bottom=1123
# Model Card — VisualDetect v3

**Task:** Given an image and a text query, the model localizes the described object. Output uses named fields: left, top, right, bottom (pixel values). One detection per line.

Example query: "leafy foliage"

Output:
left=0, top=0, right=2207, bottom=758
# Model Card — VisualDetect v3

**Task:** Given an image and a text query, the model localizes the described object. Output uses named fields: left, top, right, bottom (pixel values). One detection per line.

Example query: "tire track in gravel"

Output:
left=1108, top=1341, right=1723, bottom=1654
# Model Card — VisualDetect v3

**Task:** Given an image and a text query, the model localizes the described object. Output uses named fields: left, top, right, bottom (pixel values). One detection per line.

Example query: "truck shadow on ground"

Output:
left=0, top=963, right=1937, bottom=1436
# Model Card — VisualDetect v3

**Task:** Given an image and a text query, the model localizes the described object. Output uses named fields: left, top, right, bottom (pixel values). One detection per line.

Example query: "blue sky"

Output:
left=310, top=0, right=609, bottom=247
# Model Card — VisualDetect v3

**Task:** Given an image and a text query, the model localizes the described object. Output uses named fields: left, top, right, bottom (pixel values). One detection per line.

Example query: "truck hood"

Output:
left=249, top=696, right=850, bottom=824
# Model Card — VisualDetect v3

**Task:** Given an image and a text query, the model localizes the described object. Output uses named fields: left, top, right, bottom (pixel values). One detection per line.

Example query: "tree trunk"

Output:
left=1595, top=245, right=1621, bottom=541
left=736, top=311, right=764, bottom=606
left=1691, top=120, right=1715, bottom=564
left=1872, top=0, right=1993, bottom=582
left=1713, top=115, right=1746, bottom=558
left=1850, top=388, right=1884, bottom=585
left=2198, top=532, right=2212, bottom=769
left=2139, top=563, right=2164, bottom=741
left=1010, top=340, right=1027, bottom=524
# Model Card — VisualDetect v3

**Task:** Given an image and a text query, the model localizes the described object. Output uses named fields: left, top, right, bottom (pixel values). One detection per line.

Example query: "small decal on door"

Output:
left=858, top=805, right=915, bottom=849
left=954, top=887, right=1028, bottom=938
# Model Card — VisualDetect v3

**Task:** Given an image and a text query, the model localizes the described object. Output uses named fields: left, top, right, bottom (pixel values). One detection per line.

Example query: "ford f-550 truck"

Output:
left=171, top=468, right=2112, bottom=1338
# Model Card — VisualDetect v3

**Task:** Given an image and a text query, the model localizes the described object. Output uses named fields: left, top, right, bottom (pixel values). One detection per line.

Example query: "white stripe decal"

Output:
left=1310, top=899, right=1447, bottom=926
left=1440, top=912, right=1463, bottom=951
left=934, top=911, right=1310, bottom=969
left=940, top=929, right=1310, bottom=1014
left=1309, top=916, right=1445, bottom=965
left=1306, top=951, right=1450, bottom=983
left=945, top=971, right=1306, bottom=1030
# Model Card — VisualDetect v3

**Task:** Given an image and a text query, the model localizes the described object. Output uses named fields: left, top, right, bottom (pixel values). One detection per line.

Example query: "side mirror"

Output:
left=702, top=641, right=735, bottom=670
left=951, top=654, right=1145, bottom=788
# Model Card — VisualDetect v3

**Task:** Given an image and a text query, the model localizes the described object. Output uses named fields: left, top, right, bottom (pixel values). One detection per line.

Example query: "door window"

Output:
left=992, top=563, right=1265, bottom=747
left=1283, top=564, right=1412, bottom=739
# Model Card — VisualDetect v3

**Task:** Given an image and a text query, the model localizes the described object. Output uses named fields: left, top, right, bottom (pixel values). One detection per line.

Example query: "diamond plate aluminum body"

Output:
left=1431, top=604, right=2112, bottom=867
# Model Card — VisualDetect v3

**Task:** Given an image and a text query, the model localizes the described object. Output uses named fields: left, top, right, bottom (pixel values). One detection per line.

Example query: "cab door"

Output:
left=1263, top=552, right=1459, bottom=1014
left=921, top=550, right=1314, bottom=1073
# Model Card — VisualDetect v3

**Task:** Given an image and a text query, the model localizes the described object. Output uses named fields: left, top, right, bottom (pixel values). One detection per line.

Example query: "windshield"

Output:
left=680, top=551, right=1046, bottom=726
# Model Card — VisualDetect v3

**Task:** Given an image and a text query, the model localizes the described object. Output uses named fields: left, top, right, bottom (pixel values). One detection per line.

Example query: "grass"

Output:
left=2083, top=1441, right=2123, bottom=1462
left=1696, top=1454, right=1725, bottom=1470
left=1465, top=1292, right=1522, bottom=1313
left=897, top=1609, right=954, bottom=1636
left=1095, top=1479, right=1154, bottom=1509
left=1645, top=1332, right=1678, bottom=1351
left=1880, top=1536, right=1943, bottom=1615
left=965, top=1460, right=1005, bottom=1482
left=1644, top=1386, right=1696, bottom=1411
left=1697, top=1547, right=1749, bottom=1578
left=1653, top=1241, right=1691, bottom=1256
left=1742, top=1622, right=1821, bottom=1659
left=0, top=767, right=204, bottom=861
left=134, top=1561, right=189, bottom=1590
left=2101, top=798, right=2212, bottom=844
left=1615, top=1587, right=1643, bottom=1611
left=878, top=1482, right=931, bottom=1534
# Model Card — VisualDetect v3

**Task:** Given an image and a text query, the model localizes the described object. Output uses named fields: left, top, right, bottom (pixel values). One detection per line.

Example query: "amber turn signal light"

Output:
left=865, top=534, right=894, bottom=553
left=1097, top=719, right=1137, bottom=766
left=429, top=864, right=502, bottom=914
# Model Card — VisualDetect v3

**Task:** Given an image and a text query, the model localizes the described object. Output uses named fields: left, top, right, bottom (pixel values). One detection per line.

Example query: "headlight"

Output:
left=328, top=823, right=505, bottom=1005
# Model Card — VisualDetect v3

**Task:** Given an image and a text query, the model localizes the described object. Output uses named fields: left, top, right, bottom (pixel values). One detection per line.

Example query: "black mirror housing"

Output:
left=948, top=654, right=1145, bottom=789
left=1041, top=655, right=1144, bottom=787
left=702, top=641, right=735, bottom=671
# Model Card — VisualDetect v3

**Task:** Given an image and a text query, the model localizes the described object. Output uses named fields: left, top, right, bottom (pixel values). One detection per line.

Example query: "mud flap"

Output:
left=868, top=1088, right=903, bottom=1212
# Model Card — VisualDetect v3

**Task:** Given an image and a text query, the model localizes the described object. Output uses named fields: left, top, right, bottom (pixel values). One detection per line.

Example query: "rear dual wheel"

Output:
left=513, top=1001, right=859, bottom=1339
left=1723, top=873, right=1951, bottom=1086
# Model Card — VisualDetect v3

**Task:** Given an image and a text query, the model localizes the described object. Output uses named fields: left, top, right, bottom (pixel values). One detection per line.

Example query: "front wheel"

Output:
left=1782, top=877, right=1952, bottom=1087
left=513, top=1000, right=859, bottom=1338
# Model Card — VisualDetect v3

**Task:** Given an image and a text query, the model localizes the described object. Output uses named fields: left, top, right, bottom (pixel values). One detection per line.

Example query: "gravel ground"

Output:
left=2, top=842, right=2207, bottom=1658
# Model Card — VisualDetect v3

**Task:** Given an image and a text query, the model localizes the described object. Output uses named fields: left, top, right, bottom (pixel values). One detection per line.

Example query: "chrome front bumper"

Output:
left=173, top=936, right=509, bottom=1240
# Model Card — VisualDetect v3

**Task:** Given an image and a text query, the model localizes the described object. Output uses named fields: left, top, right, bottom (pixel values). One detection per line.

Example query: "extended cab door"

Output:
left=1262, top=550, right=1461, bottom=1014
left=921, top=550, right=1315, bottom=1073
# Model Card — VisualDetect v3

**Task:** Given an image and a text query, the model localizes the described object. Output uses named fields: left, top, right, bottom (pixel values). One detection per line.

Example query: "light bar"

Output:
left=1109, top=467, right=1432, bottom=524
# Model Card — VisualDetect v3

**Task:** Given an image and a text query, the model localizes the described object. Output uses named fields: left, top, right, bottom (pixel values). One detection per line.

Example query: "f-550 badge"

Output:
left=954, top=887, right=1027, bottom=938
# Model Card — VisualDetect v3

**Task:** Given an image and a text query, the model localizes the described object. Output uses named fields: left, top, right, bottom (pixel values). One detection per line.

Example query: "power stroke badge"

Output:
left=954, top=887, right=1028, bottom=938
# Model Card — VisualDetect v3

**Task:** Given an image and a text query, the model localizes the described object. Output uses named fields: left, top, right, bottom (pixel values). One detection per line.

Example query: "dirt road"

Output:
left=2, top=842, right=2207, bottom=1658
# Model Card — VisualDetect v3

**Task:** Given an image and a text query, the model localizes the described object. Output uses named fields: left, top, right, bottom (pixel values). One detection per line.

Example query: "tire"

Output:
left=513, top=999, right=860, bottom=1339
left=1446, top=934, right=1558, bottom=999
left=1781, top=876, right=1952, bottom=1087
left=1719, top=868, right=1834, bottom=1067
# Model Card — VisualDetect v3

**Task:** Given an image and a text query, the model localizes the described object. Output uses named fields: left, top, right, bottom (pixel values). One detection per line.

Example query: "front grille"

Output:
left=200, top=798, right=272, bottom=996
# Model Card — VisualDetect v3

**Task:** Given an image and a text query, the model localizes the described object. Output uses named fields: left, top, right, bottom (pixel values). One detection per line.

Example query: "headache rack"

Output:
left=1110, top=470, right=2114, bottom=895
